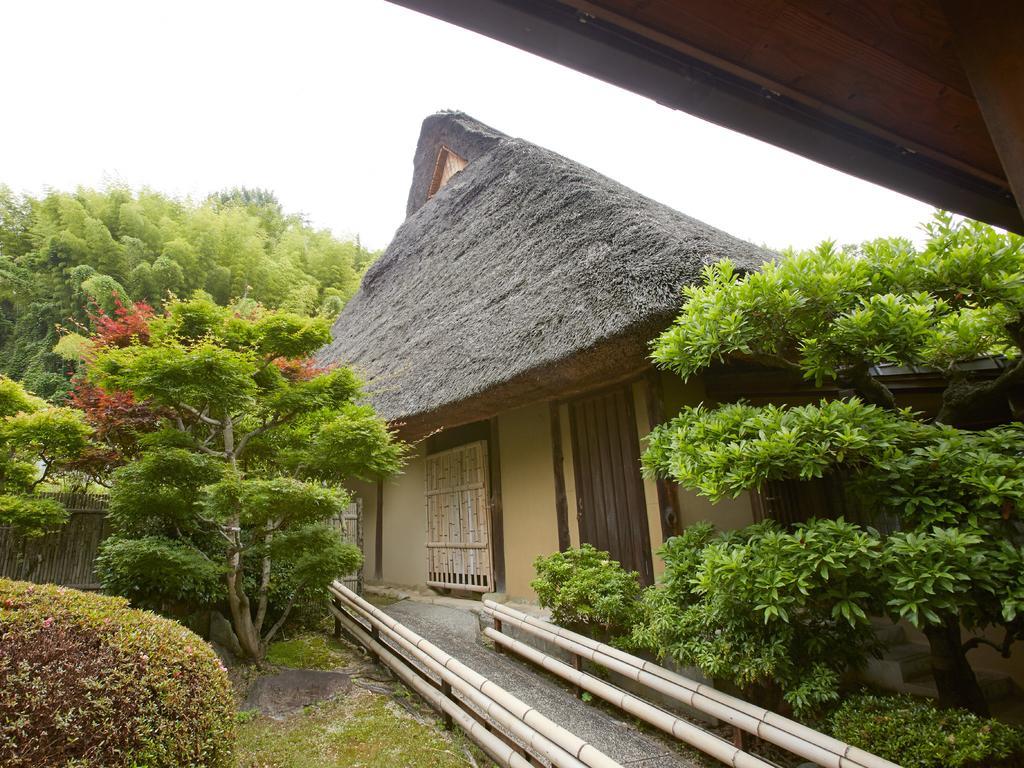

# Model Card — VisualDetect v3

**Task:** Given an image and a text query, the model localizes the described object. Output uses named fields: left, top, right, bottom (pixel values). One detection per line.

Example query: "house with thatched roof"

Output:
left=318, top=111, right=774, bottom=598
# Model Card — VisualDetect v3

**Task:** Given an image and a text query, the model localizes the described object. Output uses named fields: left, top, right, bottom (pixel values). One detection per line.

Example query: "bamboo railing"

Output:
left=483, top=600, right=901, bottom=768
left=329, top=581, right=619, bottom=768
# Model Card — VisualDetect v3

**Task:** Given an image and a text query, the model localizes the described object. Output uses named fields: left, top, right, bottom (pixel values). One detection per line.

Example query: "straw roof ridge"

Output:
left=319, top=112, right=773, bottom=427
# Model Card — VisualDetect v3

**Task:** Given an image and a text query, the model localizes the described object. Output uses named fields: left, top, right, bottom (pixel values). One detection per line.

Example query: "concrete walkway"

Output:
left=382, top=598, right=702, bottom=768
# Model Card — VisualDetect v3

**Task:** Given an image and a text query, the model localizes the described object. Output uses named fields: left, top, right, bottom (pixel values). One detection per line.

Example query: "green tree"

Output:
left=0, top=376, right=93, bottom=536
left=644, top=213, right=1024, bottom=714
left=0, top=185, right=380, bottom=400
left=87, top=297, right=404, bottom=660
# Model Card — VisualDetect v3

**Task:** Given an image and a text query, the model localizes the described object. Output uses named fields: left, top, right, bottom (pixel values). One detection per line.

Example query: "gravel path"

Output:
left=383, top=599, right=703, bottom=767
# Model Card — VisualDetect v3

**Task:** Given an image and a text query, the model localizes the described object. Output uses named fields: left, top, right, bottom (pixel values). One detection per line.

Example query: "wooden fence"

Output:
left=0, top=493, right=364, bottom=598
left=334, top=498, right=364, bottom=595
left=0, top=492, right=110, bottom=590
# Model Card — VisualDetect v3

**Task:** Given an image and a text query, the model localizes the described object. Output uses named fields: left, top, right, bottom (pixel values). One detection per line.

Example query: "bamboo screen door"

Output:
left=424, top=440, right=493, bottom=592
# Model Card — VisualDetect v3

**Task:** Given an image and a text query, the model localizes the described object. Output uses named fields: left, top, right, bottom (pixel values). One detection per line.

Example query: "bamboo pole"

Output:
left=484, top=627, right=776, bottom=768
left=332, top=607, right=532, bottom=768
left=484, top=601, right=899, bottom=768
left=330, top=582, right=619, bottom=768
left=329, top=598, right=602, bottom=768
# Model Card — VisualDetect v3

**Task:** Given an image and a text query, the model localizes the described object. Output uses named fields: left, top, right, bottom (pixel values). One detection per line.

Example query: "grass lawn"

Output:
left=235, top=691, right=481, bottom=768
left=234, top=625, right=487, bottom=767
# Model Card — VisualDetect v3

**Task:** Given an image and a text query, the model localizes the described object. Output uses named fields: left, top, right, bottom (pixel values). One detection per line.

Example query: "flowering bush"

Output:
left=0, top=578, right=234, bottom=767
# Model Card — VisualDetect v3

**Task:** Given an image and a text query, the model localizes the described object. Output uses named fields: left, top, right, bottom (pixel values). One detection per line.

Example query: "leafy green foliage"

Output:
left=95, top=536, right=227, bottom=609
left=882, top=528, right=1024, bottom=640
left=652, top=214, right=1023, bottom=398
left=0, top=376, right=93, bottom=534
left=0, top=494, right=68, bottom=533
left=0, top=185, right=380, bottom=400
left=628, top=520, right=884, bottom=716
left=644, top=399, right=915, bottom=501
left=645, top=214, right=1024, bottom=713
left=531, top=545, right=642, bottom=639
left=859, top=423, right=1024, bottom=531
left=0, top=578, right=234, bottom=767
left=88, top=297, right=401, bottom=659
left=829, top=694, right=1024, bottom=768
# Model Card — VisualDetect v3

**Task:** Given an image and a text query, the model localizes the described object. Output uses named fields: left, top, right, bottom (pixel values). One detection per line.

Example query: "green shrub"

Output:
left=531, top=545, right=642, bottom=639
left=0, top=578, right=234, bottom=767
left=830, top=694, right=1024, bottom=768
left=96, top=535, right=227, bottom=611
left=629, top=519, right=884, bottom=717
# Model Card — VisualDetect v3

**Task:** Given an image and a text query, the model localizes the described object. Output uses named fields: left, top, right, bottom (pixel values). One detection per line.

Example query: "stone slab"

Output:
left=243, top=668, right=351, bottom=720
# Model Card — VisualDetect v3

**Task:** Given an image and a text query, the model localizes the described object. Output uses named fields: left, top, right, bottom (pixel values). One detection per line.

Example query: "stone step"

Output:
left=870, top=618, right=906, bottom=646
left=862, top=643, right=933, bottom=689
left=901, top=669, right=1016, bottom=703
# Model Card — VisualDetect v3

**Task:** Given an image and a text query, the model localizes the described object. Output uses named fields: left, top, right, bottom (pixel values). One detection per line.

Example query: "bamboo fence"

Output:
left=0, top=492, right=110, bottom=589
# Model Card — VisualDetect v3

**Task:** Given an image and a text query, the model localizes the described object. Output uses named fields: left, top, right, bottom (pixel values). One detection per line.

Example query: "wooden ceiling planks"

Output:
left=561, top=0, right=1004, bottom=187
left=384, top=0, right=1023, bottom=231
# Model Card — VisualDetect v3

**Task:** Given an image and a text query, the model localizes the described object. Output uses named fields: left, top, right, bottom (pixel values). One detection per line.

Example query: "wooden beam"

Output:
left=549, top=402, right=571, bottom=551
left=385, top=0, right=1022, bottom=232
left=644, top=372, right=680, bottom=542
left=944, top=0, right=1024, bottom=222
left=562, top=0, right=1004, bottom=188
left=487, top=417, right=507, bottom=593
left=374, top=479, right=384, bottom=581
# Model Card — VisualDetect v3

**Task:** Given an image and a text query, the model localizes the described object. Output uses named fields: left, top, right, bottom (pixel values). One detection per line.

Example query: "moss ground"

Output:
left=235, top=626, right=488, bottom=767
left=264, top=631, right=356, bottom=671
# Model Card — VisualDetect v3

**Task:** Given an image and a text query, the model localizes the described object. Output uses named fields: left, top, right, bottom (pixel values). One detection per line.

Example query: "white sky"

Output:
left=2, top=0, right=936, bottom=252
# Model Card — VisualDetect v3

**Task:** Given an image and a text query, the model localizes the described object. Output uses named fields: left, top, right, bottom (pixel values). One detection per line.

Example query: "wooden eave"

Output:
left=386, top=0, right=1023, bottom=233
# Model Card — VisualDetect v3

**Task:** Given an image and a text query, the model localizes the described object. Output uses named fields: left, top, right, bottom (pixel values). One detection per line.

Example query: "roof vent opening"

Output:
left=427, top=146, right=468, bottom=199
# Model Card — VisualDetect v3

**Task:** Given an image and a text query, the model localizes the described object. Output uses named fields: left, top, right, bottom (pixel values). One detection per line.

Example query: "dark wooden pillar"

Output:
left=944, top=0, right=1024, bottom=222
left=488, top=417, right=507, bottom=593
left=374, top=479, right=383, bottom=581
left=645, top=371, right=680, bottom=541
left=549, top=401, right=571, bottom=551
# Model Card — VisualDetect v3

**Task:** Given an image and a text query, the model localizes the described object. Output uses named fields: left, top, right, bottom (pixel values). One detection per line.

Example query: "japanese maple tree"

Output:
left=86, top=296, right=404, bottom=659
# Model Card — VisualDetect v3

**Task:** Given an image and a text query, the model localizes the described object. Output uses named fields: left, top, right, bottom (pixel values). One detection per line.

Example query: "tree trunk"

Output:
left=923, top=617, right=989, bottom=715
left=226, top=563, right=263, bottom=660
left=224, top=512, right=263, bottom=660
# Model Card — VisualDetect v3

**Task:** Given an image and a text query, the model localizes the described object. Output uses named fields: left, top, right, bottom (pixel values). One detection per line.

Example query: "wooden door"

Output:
left=424, top=440, right=493, bottom=592
left=569, top=387, right=654, bottom=585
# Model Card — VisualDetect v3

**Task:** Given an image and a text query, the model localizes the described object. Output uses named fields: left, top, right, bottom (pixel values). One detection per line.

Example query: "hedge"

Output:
left=830, top=693, right=1024, bottom=768
left=0, top=578, right=234, bottom=767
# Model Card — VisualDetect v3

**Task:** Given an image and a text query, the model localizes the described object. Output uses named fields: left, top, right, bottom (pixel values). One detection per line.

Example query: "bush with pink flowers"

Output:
left=0, top=578, right=234, bottom=767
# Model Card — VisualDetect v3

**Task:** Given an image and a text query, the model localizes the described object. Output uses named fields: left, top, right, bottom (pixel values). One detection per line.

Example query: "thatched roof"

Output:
left=318, top=111, right=772, bottom=437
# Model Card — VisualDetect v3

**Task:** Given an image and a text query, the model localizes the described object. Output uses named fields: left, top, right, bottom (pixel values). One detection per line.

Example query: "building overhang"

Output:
left=387, top=0, right=1023, bottom=233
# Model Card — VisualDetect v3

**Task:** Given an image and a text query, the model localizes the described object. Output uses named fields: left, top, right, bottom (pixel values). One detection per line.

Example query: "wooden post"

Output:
left=732, top=725, right=748, bottom=750
left=644, top=371, right=680, bottom=541
left=333, top=598, right=342, bottom=639
left=572, top=653, right=585, bottom=700
left=493, top=616, right=503, bottom=654
left=549, top=402, right=571, bottom=551
left=488, top=417, right=507, bottom=594
left=441, top=680, right=454, bottom=729
left=374, top=479, right=384, bottom=581
left=944, top=0, right=1024, bottom=223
